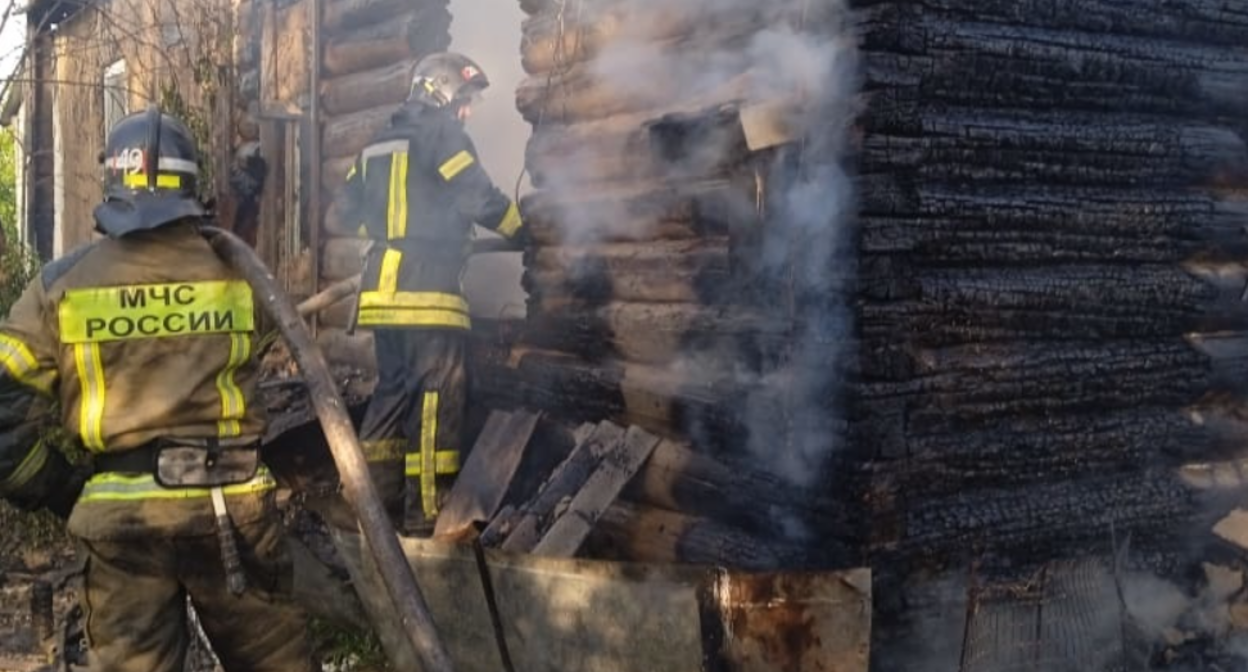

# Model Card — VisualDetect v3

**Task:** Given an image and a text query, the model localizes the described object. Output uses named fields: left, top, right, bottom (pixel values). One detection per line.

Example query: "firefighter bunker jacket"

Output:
left=0, top=222, right=273, bottom=540
left=337, top=104, right=523, bottom=526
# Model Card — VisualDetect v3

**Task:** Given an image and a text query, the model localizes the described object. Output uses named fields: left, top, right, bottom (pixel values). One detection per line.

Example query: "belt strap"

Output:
left=93, top=440, right=260, bottom=474
left=93, top=444, right=158, bottom=474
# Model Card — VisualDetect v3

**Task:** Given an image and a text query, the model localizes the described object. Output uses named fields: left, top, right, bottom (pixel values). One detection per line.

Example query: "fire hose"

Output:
left=201, top=226, right=456, bottom=672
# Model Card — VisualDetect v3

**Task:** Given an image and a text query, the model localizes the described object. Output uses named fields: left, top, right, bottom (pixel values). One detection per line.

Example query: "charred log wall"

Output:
left=470, top=0, right=861, bottom=568
left=854, top=0, right=1248, bottom=628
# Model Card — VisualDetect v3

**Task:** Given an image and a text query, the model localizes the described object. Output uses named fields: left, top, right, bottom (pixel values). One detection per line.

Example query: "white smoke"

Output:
left=524, top=0, right=861, bottom=492
left=449, top=0, right=530, bottom=319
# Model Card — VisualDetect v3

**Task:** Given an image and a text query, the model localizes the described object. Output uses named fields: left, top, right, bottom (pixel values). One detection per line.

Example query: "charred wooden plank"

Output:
left=324, top=0, right=445, bottom=33
left=499, top=422, right=625, bottom=553
left=435, top=410, right=541, bottom=539
left=532, top=425, right=661, bottom=556
left=523, top=238, right=732, bottom=305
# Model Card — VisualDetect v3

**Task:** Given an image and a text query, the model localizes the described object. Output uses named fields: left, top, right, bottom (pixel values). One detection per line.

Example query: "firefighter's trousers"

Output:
left=358, top=327, right=466, bottom=532
left=79, top=516, right=316, bottom=672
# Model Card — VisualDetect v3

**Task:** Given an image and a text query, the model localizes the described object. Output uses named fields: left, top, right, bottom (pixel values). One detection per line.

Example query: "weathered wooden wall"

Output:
left=43, top=0, right=239, bottom=253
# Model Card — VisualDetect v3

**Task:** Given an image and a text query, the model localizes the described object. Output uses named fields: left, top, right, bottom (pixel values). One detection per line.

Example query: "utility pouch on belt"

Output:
left=155, top=441, right=259, bottom=488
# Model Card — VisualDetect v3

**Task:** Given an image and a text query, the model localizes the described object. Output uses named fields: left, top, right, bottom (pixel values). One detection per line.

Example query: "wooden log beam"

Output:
left=323, top=104, right=393, bottom=159
left=591, top=501, right=804, bottom=570
left=324, top=0, right=444, bottom=33
left=322, top=60, right=414, bottom=117
left=523, top=238, right=732, bottom=305
left=321, top=237, right=370, bottom=281
left=322, top=155, right=356, bottom=195
left=324, top=6, right=451, bottom=76
left=860, top=184, right=1248, bottom=264
left=862, top=0, right=1248, bottom=48
left=521, top=178, right=758, bottom=246
left=523, top=302, right=776, bottom=365
left=468, top=346, right=747, bottom=449
left=624, top=437, right=843, bottom=539
left=860, top=109, right=1248, bottom=188
left=866, top=32, right=1248, bottom=121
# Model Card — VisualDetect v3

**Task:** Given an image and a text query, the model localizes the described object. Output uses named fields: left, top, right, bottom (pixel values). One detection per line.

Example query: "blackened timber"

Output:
left=523, top=303, right=777, bottom=365
left=469, top=347, right=748, bottom=451
left=859, top=110, right=1248, bottom=188
left=591, top=502, right=803, bottom=571
left=532, top=426, right=661, bottom=557
left=859, top=185, right=1248, bottom=264
left=862, top=0, right=1248, bottom=48
left=864, top=19, right=1248, bottom=119
left=499, top=422, right=625, bottom=553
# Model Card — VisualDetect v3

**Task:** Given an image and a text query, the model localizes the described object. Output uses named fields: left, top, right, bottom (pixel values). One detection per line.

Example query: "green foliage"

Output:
left=0, top=127, right=36, bottom=318
left=310, top=618, right=391, bottom=672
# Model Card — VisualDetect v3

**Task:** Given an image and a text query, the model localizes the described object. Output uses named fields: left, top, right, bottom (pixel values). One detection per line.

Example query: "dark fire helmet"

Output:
left=95, top=106, right=205, bottom=238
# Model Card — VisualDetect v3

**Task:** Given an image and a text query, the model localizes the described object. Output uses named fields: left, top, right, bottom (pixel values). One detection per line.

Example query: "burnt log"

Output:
left=521, top=178, right=758, bottom=246
left=321, top=60, right=414, bottom=117
left=860, top=183, right=1248, bottom=264
left=470, top=346, right=746, bottom=449
left=324, top=6, right=451, bottom=76
left=523, top=238, right=731, bottom=305
left=523, top=302, right=776, bottom=365
left=591, top=502, right=806, bottom=570
left=321, top=237, right=369, bottom=282
left=865, top=19, right=1248, bottom=120
left=323, top=105, right=393, bottom=159
left=861, top=110, right=1248, bottom=188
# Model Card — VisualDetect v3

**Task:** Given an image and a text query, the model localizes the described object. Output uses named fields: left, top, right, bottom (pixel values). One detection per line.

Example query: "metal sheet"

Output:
left=396, top=537, right=506, bottom=672
left=487, top=551, right=713, bottom=672
left=720, top=569, right=872, bottom=672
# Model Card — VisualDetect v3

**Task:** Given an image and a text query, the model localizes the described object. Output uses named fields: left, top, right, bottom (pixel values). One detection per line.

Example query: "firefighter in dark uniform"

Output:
left=334, top=52, right=525, bottom=534
left=0, top=108, right=315, bottom=672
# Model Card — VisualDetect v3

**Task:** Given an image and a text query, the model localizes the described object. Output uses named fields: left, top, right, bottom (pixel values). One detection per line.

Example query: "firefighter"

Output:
left=331, top=52, right=525, bottom=534
left=0, top=107, right=315, bottom=672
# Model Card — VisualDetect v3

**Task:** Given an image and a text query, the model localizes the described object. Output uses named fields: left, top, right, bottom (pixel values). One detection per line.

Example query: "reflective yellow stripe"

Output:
left=1, top=440, right=48, bottom=493
left=386, top=152, right=409, bottom=239
left=378, top=249, right=403, bottom=294
left=356, top=308, right=472, bottom=329
left=357, top=291, right=469, bottom=314
left=122, top=173, right=182, bottom=189
left=438, top=150, right=475, bottom=181
left=420, top=392, right=439, bottom=517
left=78, top=468, right=276, bottom=502
left=59, top=281, right=254, bottom=344
left=345, top=163, right=357, bottom=180
left=496, top=202, right=523, bottom=239
left=362, top=440, right=405, bottom=463
left=73, top=343, right=106, bottom=452
left=0, top=333, right=52, bottom=394
left=404, top=450, right=460, bottom=477
left=216, top=333, right=250, bottom=438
